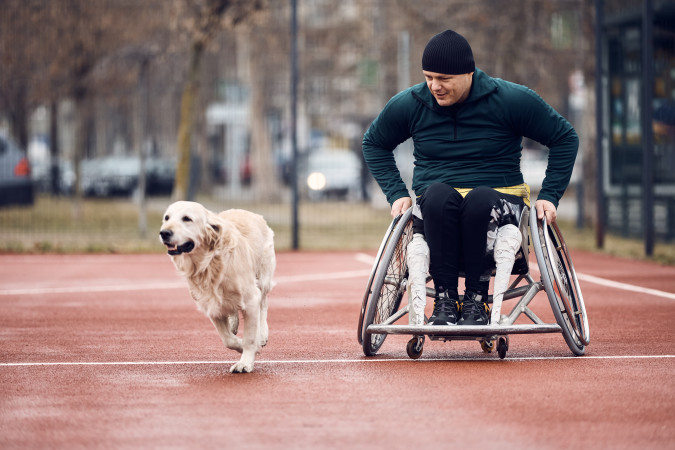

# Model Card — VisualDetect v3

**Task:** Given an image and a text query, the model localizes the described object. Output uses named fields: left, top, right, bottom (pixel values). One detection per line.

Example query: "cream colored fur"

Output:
left=159, top=201, right=275, bottom=373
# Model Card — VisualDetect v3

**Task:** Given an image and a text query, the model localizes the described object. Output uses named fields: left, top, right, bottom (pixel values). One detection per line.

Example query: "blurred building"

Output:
left=596, top=0, right=675, bottom=249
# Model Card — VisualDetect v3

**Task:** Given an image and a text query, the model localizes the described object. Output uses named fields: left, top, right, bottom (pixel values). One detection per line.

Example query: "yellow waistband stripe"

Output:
left=452, top=183, right=531, bottom=207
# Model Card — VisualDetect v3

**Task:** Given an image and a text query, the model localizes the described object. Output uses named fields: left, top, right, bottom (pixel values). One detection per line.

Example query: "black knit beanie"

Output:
left=422, top=30, right=475, bottom=75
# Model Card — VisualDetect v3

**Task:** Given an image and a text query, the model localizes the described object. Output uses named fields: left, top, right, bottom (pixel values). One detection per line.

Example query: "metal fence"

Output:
left=0, top=0, right=597, bottom=252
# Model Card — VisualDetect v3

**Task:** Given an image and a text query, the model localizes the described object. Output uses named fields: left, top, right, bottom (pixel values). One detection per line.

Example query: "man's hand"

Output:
left=391, top=197, right=412, bottom=218
left=535, top=199, right=557, bottom=224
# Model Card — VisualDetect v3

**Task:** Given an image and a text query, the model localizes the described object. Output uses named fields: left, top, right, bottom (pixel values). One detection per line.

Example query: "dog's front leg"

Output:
left=258, top=293, right=269, bottom=348
left=229, top=305, right=260, bottom=374
left=209, top=315, right=244, bottom=353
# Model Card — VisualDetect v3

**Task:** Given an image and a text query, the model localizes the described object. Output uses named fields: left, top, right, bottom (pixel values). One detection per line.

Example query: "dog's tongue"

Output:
left=167, top=242, right=195, bottom=255
left=165, top=241, right=194, bottom=255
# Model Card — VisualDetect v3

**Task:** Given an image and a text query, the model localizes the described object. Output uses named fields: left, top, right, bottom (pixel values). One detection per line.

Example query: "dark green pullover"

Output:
left=362, top=68, right=579, bottom=207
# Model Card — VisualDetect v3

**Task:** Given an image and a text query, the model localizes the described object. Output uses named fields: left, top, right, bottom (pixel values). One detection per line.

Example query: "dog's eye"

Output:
left=182, top=216, right=192, bottom=222
left=164, top=215, right=169, bottom=221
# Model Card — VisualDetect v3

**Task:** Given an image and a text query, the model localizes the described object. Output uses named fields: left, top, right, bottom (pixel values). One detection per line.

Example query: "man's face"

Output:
left=423, top=70, right=474, bottom=107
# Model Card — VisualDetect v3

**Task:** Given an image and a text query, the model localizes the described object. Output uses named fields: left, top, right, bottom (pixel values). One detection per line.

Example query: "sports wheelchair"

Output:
left=357, top=205, right=590, bottom=359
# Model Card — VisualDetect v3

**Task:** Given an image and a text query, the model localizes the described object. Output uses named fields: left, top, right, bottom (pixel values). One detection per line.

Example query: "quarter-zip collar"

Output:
left=411, top=68, right=498, bottom=113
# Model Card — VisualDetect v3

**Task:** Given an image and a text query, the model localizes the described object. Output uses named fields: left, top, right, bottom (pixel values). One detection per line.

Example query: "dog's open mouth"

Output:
left=165, top=241, right=195, bottom=255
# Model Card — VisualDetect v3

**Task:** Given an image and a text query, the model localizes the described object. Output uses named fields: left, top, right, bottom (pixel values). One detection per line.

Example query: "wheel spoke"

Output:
left=364, top=211, right=414, bottom=354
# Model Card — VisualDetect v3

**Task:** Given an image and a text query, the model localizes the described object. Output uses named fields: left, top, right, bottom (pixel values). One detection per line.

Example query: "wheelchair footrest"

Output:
left=366, top=323, right=562, bottom=337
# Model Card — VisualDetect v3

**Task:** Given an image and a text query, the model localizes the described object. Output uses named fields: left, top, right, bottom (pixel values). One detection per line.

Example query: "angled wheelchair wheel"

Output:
left=531, top=210, right=590, bottom=356
left=361, top=208, right=414, bottom=356
left=357, top=214, right=402, bottom=345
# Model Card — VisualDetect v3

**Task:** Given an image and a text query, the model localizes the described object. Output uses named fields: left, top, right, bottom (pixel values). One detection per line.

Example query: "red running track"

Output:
left=1, top=250, right=674, bottom=449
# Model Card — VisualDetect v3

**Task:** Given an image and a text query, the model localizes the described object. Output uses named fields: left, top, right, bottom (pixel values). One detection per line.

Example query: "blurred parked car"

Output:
left=81, top=156, right=175, bottom=197
left=146, top=157, right=176, bottom=196
left=0, top=134, right=34, bottom=207
left=96, top=156, right=138, bottom=196
left=32, top=159, right=76, bottom=195
left=301, top=148, right=362, bottom=201
left=212, top=152, right=251, bottom=186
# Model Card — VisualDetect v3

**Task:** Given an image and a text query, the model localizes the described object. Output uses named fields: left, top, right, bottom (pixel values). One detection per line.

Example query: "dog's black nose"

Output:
left=160, top=230, right=172, bottom=241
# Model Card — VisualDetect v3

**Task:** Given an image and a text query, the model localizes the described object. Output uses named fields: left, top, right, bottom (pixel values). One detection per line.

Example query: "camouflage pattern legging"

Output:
left=414, top=183, right=525, bottom=298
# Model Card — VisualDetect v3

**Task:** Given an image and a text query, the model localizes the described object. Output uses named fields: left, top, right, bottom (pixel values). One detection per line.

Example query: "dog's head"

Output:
left=159, top=201, right=221, bottom=256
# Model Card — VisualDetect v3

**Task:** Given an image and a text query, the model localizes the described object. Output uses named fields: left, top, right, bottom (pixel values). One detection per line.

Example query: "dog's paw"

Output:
left=259, top=324, right=269, bottom=347
left=229, top=361, right=254, bottom=373
left=258, top=336, right=268, bottom=347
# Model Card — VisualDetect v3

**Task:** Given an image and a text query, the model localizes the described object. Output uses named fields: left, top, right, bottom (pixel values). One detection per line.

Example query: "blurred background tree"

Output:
left=0, top=0, right=599, bottom=239
left=169, top=0, right=264, bottom=201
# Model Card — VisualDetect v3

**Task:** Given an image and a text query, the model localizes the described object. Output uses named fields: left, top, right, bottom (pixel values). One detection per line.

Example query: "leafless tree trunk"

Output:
left=248, top=28, right=281, bottom=202
left=173, top=40, right=204, bottom=201
left=170, top=0, right=264, bottom=200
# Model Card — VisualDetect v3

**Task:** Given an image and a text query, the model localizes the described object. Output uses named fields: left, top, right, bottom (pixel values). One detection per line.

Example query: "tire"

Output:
left=531, top=208, right=590, bottom=356
left=406, top=336, right=424, bottom=359
left=361, top=208, right=414, bottom=356
left=497, top=336, right=509, bottom=359
left=357, top=214, right=402, bottom=344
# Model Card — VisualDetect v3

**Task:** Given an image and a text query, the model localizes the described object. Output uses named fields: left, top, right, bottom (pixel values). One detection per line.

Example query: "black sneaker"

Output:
left=428, top=289, right=460, bottom=325
left=459, top=292, right=490, bottom=325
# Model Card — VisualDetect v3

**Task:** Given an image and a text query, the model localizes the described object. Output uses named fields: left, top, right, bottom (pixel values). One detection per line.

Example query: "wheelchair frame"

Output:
left=357, top=206, right=590, bottom=360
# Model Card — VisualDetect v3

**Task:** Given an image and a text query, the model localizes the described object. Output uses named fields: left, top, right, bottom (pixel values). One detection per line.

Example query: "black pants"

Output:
left=414, top=183, right=525, bottom=299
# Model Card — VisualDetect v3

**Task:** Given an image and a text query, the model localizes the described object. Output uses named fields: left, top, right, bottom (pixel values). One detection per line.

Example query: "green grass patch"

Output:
left=1, top=194, right=673, bottom=265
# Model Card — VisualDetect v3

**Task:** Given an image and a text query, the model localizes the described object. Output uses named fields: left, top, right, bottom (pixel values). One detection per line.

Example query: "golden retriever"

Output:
left=159, top=201, right=275, bottom=373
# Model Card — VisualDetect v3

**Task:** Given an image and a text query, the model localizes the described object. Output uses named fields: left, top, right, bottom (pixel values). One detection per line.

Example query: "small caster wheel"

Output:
left=497, top=336, right=509, bottom=359
left=406, top=336, right=424, bottom=359
left=480, top=339, right=494, bottom=353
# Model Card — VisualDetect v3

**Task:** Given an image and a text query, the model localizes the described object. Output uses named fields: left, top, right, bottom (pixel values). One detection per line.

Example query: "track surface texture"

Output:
left=1, top=250, right=674, bottom=449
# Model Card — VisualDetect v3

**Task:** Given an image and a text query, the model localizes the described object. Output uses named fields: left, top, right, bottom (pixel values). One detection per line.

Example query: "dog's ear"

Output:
left=205, top=217, right=221, bottom=250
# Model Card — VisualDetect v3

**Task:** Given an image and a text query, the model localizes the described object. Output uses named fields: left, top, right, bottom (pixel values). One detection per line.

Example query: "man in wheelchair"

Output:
left=362, top=29, right=578, bottom=327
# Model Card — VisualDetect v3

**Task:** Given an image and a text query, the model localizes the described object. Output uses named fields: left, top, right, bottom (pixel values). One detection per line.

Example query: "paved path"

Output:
left=1, top=251, right=674, bottom=449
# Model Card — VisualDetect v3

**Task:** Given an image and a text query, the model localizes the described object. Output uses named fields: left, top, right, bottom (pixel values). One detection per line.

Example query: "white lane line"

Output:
left=358, top=252, right=675, bottom=301
left=355, top=252, right=376, bottom=265
left=1, top=354, right=673, bottom=367
left=527, top=258, right=675, bottom=301
left=0, top=270, right=372, bottom=296
left=575, top=272, right=675, bottom=301
left=0, top=282, right=187, bottom=296
left=274, top=270, right=371, bottom=284
left=1, top=252, right=673, bottom=301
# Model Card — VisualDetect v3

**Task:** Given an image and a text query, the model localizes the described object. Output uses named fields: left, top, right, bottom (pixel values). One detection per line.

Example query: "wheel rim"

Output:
left=543, top=222, right=590, bottom=346
left=530, top=208, right=590, bottom=355
left=357, top=215, right=401, bottom=344
left=365, top=215, right=413, bottom=353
